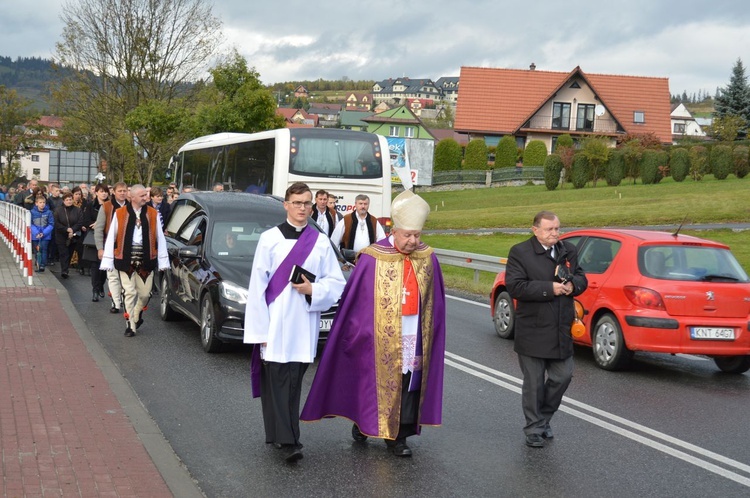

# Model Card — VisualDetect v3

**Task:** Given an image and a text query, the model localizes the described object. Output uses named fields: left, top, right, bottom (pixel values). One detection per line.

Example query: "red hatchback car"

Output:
left=490, top=229, right=750, bottom=373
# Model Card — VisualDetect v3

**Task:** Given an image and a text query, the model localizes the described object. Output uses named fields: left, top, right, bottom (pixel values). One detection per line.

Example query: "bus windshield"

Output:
left=289, top=130, right=383, bottom=179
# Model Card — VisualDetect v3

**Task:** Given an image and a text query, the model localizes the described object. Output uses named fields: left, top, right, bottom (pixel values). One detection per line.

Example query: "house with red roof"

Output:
left=275, top=107, right=317, bottom=127
left=454, top=65, right=672, bottom=152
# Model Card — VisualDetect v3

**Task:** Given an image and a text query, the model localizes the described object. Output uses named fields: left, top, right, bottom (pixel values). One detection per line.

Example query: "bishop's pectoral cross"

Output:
left=402, top=286, right=411, bottom=305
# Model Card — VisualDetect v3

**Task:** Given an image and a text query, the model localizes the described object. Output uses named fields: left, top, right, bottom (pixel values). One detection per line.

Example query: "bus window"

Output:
left=226, top=139, right=275, bottom=193
left=291, top=135, right=380, bottom=178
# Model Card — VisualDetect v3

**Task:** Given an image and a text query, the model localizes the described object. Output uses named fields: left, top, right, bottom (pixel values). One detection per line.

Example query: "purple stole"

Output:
left=251, top=225, right=318, bottom=398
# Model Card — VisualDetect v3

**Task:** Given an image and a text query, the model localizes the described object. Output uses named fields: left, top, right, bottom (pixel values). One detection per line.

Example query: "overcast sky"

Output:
left=6, top=0, right=750, bottom=97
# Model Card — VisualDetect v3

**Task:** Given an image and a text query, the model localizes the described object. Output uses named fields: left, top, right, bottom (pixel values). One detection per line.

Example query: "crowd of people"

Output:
left=9, top=178, right=587, bottom=461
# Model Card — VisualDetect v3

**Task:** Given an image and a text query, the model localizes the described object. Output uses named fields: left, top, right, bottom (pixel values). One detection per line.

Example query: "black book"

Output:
left=289, top=264, right=316, bottom=284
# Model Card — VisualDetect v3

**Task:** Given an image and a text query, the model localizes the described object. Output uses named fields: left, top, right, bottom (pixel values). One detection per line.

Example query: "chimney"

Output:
left=529, top=63, right=536, bottom=71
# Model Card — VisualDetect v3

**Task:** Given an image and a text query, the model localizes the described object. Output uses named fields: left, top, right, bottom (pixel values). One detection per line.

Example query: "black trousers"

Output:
left=517, top=353, right=574, bottom=435
left=56, top=240, right=72, bottom=274
left=90, top=264, right=107, bottom=293
left=260, top=361, right=309, bottom=446
left=395, top=372, right=419, bottom=440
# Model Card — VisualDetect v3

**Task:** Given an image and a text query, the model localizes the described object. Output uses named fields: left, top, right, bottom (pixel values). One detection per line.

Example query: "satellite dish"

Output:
left=595, top=105, right=606, bottom=117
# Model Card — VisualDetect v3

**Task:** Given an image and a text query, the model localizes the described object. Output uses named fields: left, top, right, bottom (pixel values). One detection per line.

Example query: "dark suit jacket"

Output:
left=505, top=236, right=587, bottom=359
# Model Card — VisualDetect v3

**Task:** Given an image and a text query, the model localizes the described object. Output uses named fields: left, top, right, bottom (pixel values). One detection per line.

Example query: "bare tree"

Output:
left=53, top=0, right=222, bottom=183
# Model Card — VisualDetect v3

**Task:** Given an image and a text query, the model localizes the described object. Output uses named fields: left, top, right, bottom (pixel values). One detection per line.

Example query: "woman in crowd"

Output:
left=71, top=186, right=89, bottom=275
left=84, top=184, right=110, bottom=301
left=53, top=192, right=84, bottom=279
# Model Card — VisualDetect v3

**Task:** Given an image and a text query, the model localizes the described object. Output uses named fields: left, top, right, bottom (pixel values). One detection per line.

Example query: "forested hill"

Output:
left=0, top=56, right=60, bottom=112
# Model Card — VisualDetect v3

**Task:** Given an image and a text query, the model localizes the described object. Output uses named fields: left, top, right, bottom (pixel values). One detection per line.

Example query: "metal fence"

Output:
left=432, top=248, right=506, bottom=283
left=432, top=167, right=545, bottom=186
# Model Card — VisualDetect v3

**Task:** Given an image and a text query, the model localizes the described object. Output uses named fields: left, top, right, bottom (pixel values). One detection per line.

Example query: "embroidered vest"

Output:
left=341, top=212, right=378, bottom=250
left=112, top=205, right=159, bottom=272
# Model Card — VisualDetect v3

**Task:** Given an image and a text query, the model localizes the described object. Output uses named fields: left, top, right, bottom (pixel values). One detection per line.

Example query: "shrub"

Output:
left=495, top=135, right=517, bottom=168
left=689, top=146, right=708, bottom=181
left=570, top=153, right=589, bottom=189
left=640, top=150, right=661, bottom=184
left=670, top=148, right=689, bottom=182
left=605, top=149, right=624, bottom=186
left=433, top=138, right=463, bottom=171
left=655, top=150, right=669, bottom=183
left=710, top=144, right=732, bottom=180
left=580, top=136, right=610, bottom=187
left=543, top=154, right=564, bottom=191
left=523, top=140, right=548, bottom=166
left=463, top=139, right=489, bottom=170
left=733, top=145, right=749, bottom=179
left=556, top=134, right=574, bottom=149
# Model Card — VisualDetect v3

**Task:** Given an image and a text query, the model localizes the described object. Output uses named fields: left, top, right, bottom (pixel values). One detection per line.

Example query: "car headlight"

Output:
left=219, top=281, right=248, bottom=305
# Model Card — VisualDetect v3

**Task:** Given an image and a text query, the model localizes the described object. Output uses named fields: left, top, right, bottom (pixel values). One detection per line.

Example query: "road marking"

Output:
left=447, top=295, right=490, bottom=308
left=445, top=352, right=750, bottom=487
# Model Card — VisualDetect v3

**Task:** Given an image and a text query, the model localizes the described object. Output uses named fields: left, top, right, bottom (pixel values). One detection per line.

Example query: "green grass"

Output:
left=418, top=176, right=750, bottom=295
left=419, top=175, right=749, bottom=230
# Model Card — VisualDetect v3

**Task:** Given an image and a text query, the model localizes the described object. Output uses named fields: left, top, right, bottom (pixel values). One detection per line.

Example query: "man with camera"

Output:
left=504, top=211, right=587, bottom=448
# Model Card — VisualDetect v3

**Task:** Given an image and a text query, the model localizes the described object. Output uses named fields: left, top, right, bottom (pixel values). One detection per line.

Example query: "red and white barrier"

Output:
left=0, top=202, right=34, bottom=285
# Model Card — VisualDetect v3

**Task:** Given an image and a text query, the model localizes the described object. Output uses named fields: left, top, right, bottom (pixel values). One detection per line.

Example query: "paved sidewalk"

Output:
left=0, top=243, right=203, bottom=497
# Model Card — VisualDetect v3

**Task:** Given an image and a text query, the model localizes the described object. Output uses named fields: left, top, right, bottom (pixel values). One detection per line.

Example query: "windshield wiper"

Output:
left=702, top=274, right=739, bottom=282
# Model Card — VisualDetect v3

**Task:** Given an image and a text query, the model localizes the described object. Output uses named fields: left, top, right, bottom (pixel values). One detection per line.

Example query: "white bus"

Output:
left=171, top=128, right=392, bottom=222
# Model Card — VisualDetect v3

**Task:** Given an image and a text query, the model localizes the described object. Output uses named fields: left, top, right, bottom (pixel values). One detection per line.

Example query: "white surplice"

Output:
left=243, top=224, right=345, bottom=363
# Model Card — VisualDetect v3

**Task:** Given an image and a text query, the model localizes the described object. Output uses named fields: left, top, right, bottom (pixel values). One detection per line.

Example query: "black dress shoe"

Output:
left=525, top=434, right=545, bottom=448
left=542, top=427, right=554, bottom=439
left=124, top=327, right=135, bottom=337
left=282, top=444, right=303, bottom=463
left=110, top=306, right=120, bottom=314
left=388, top=439, right=412, bottom=457
left=352, top=424, right=368, bottom=442
left=92, top=291, right=99, bottom=302
left=135, top=318, right=144, bottom=329
left=61, top=271, right=69, bottom=279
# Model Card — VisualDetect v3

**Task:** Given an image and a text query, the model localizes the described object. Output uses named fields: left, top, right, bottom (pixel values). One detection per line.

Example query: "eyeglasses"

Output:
left=286, top=201, right=313, bottom=209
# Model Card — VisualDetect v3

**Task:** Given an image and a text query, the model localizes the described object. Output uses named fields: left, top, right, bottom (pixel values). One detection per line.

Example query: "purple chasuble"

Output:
left=250, top=225, right=318, bottom=398
left=300, top=238, right=447, bottom=439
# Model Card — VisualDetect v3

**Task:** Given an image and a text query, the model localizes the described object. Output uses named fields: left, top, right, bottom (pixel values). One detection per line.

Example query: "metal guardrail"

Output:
left=432, top=248, right=506, bottom=283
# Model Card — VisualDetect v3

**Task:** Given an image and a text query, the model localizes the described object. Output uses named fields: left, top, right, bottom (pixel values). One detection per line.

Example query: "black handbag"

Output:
left=81, top=231, right=99, bottom=261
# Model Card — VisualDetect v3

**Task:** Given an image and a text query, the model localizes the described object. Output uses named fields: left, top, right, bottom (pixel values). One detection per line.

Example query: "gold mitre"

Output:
left=391, top=189, right=430, bottom=231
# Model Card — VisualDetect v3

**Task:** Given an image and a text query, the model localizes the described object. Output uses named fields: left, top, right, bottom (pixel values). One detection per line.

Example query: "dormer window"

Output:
left=634, top=111, right=645, bottom=123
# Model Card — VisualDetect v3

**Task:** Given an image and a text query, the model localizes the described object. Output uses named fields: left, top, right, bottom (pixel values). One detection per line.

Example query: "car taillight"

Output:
left=379, top=217, right=392, bottom=233
left=623, top=286, right=666, bottom=310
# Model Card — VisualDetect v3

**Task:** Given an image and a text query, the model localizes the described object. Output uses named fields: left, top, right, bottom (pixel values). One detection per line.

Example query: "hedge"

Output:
left=495, top=135, right=517, bottom=168
left=570, top=153, right=589, bottom=188
left=433, top=138, right=463, bottom=171
left=710, top=144, right=732, bottom=180
left=524, top=140, right=548, bottom=167
left=544, top=154, right=563, bottom=190
left=733, top=145, right=749, bottom=179
left=670, top=148, right=689, bottom=182
left=640, top=150, right=661, bottom=184
left=689, top=145, right=708, bottom=181
left=463, top=139, right=489, bottom=170
left=605, top=149, right=624, bottom=186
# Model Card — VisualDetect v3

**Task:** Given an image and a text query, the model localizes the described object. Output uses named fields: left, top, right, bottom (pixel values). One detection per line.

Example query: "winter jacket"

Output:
left=30, top=205, right=55, bottom=241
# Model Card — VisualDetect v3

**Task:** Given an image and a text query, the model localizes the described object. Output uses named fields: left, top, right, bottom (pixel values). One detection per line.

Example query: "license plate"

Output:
left=319, top=318, right=333, bottom=332
left=690, top=327, right=735, bottom=340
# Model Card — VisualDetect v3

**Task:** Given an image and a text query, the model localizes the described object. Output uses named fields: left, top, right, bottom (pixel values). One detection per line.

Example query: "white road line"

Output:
left=445, top=353, right=750, bottom=486
left=447, top=295, right=490, bottom=308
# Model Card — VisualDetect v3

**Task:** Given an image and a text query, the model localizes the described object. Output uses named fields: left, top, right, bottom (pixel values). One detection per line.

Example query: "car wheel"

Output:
left=713, top=355, right=750, bottom=374
left=592, top=313, right=633, bottom=371
left=493, top=291, right=515, bottom=339
left=159, top=273, right=178, bottom=321
left=200, top=294, right=224, bottom=353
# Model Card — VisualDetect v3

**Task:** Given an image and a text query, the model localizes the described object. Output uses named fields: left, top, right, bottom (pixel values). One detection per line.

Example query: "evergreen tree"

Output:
left=715, top=58, right=750, bottom=124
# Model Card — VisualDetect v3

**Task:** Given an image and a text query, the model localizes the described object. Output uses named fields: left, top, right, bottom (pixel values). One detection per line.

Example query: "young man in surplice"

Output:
left=243, top=182, right=345, bottom=463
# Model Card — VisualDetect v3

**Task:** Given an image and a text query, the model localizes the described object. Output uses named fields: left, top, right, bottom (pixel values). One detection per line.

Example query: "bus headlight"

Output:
left=220, top=281, right=248, bottom=305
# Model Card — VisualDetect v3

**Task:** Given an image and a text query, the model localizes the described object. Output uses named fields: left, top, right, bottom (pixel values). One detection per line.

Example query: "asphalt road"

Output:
left=60, top=271, right=750, bottom=497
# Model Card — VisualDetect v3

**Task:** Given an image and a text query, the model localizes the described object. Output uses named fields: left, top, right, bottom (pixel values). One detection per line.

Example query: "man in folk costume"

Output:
left=301, top=189, right=447, bottom=458
left=100, top=184, right=168, bottom=337
left=311, top=189, right=336, bottom=237
left=330, top=193, right=386, bottom=254
left=244, top=182, right=345, bottom=463
left=95, top=182, right=129, bottom=313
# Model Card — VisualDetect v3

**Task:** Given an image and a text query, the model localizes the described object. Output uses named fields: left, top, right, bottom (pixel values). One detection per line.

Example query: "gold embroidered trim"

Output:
left=371, top=246, right=435, bottom=439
